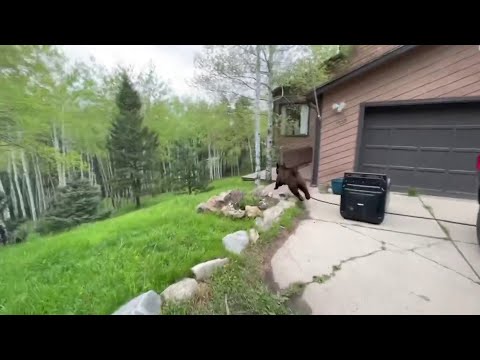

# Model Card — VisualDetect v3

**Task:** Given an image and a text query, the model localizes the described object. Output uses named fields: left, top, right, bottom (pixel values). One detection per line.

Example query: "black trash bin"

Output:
left=340, top=172, right=390, bottom=225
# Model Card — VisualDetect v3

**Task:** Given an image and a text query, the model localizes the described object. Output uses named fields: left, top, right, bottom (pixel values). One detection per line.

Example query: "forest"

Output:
left=0, top=45, right=342, bottom=243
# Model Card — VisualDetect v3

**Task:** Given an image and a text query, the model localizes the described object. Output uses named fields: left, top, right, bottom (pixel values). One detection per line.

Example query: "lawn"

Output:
left=0, top=177, right=256, bottom=315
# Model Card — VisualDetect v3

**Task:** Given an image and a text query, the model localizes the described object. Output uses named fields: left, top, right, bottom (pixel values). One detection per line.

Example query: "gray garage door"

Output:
left=357, top=101, right=480, bottom=198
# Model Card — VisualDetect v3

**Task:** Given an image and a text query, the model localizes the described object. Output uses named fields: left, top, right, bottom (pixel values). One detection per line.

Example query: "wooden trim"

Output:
left=311, top=94, right=323, bottom=186
left=362, top=95, right=480, bottom=108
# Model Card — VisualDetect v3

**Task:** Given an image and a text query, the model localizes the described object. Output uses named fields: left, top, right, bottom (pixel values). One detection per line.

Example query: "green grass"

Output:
left=0, top=177, right=255, bottom=315
left=162, top=203, right=305, bottom=315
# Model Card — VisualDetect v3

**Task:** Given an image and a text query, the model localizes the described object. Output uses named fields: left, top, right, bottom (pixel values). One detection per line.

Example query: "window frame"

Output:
left=279, top=103, right=310, bottom=138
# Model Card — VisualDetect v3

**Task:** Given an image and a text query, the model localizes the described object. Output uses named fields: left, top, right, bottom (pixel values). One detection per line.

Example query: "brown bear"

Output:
left=274, top=163, right=311, bottom=201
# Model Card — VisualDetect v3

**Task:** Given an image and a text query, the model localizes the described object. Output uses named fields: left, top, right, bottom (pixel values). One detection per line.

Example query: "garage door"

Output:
left=357, top=101, right=480, bottom=198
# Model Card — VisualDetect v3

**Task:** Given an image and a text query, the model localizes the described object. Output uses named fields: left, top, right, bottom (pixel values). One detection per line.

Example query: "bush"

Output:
left=36, top=179, right=111, bottom=235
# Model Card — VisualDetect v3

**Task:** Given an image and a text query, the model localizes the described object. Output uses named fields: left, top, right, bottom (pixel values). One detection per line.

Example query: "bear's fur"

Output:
left=274, top=163, right=311, bottom=201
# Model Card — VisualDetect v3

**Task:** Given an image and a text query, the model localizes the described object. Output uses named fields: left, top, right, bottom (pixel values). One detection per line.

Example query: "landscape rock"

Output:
left=221, top=204, right=245, bottom=219
left=258, top=196, right=280, bottom=210
left=253, top=185, right=266, bottom=198
left=245, top=205, right=263, bottom=218
left=255, top=200, right=296, bottom=232
left=224, top=190, right=244, bottom=208
left=191, top=258, right=229, bottom=281
left=223, top=230, right=250, bottom=254
left=161, top=278, right=199, bottom=303
left=249, top=228, right=259, bottom=244
left=197, top=190, right=245, bottom=214
left=112, top=290, right=162, bottom=315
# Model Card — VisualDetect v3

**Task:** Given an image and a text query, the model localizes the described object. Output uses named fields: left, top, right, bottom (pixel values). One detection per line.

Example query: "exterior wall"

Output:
left=317, top=45, right=480, bottom=185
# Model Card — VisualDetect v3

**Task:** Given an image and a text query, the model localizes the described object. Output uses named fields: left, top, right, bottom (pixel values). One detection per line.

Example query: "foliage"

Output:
left=275, top=45, right=341, bottom=94
left=0, top=177, right=254, bottom=315
left=36, top=179, right=110, bottom=235
left=171, top=139, right=210, bottom=194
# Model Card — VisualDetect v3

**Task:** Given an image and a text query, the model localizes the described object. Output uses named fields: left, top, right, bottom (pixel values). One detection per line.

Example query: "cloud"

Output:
left=61, top=45, right=204, bottom=98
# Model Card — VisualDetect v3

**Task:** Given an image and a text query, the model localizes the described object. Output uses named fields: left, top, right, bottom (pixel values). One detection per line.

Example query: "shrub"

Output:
left=36, top=179, right=111, bottom=235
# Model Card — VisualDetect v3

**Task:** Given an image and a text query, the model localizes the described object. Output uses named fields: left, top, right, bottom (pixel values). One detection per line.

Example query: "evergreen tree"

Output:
left=36, top=179, right=110, bottom=234
left=107, top=72, right=159, bottom=208
left=172, top=139, right=210, bottom=194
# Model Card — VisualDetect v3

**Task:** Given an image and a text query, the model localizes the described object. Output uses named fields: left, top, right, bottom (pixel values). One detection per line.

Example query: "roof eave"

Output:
left=306, top=45, right=420, bottom=101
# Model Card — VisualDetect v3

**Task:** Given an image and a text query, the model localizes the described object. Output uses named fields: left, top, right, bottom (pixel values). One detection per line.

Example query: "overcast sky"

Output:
left=61, top=45, right=205, bottom=98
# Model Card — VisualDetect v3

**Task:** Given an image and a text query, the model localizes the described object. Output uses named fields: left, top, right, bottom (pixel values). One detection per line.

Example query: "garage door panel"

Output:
left=455, top=127, right=480, bottom=147
left=389, top=148, right=418, bottom=167
left=450, top=150, right=479, bottom=172
left=417, top=149, right=448, bottom=169
left=357, top=102, right=480, bottom=198
left=363, top=129, right=390, bottom=145
left=445, top=172, right=476, bottom=196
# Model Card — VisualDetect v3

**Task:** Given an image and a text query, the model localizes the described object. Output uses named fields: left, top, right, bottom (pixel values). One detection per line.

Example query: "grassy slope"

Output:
left=0, top=178, right=255, bottom=315
left=163, top=203, right=305, bottom=315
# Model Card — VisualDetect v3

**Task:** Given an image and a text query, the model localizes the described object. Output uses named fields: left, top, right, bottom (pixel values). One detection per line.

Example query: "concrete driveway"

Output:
left=267, top=184, right=480, bottom=315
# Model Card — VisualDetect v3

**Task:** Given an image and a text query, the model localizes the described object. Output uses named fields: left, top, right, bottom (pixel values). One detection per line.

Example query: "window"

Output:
left=280, top=104, right=309, bottom=136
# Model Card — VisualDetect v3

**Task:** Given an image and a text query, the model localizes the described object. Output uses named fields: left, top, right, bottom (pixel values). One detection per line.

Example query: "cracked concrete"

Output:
left=268, top=182, right=480, bottom=315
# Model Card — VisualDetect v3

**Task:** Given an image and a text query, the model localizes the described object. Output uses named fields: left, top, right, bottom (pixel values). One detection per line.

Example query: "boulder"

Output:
left=222, top=230, right=250, bottom=254
left=112, top=290, right=162, bottom=315
left=191, top=258, right=229, bottom=281
left=161, top=278, right=199, bottom=303
left=255, top=200, right=296, bottom=232
left=197, top=190, right=245, bottom=214
left=221, top=204, right=245, bottom=219
left=245, top=205, right=263, bottom=218
left=253, top=185, right=266, bottom=198
left=224, top=190, right=244, bottom=208
left=258, top=196, right=280, bottom=210
left=248, top=228, right=259, bottom=244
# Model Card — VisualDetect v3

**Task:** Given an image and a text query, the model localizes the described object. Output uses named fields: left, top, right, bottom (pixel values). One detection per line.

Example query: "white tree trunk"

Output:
left=208, top=142, right=213, bottom=180
left=7, top=156, right=18, bottom=219
left=11, top=152, right=26, bottom=218
left=247, top=137, right=254, bottom=172
left=33, top=155, right=46, bottom=213
left=21, top=150, right=37, bottom=222
left=265, top=45, right=275, bottom=183
left=52, top=124, right=66, bottom=187
left=254, top=45, right=262, bottom=186
left=0, top=178, right=11, bottom=220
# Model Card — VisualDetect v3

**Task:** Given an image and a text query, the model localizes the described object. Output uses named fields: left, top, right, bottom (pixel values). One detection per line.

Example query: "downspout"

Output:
left=310, top=93, right=322, bottom=187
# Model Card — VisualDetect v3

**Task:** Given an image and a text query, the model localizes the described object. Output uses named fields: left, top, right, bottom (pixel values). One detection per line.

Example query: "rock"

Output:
left=258, top=196, right=280, bottom=210
left=221, top=204, right=246, bottom=219
left=223, top=230, right=250, bottom=254
left=191, top=258, right=229, bottom=281
left=161, top=278, right=199, bottom=303
left=249, top=228, right=259, bottom=243
left=112, top=290, right=162, bottom=315
left=253, top=185, right=266, bottom=198
left=255, top=200, right=296, bottom=232
left=224, top=190, right=244, bottom=207
left=245, top=205, right=263, bottom=218
left=197, top=190, right=245, bottom=214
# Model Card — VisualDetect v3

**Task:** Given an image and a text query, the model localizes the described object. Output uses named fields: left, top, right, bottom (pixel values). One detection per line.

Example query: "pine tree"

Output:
left=107, top=72, right=159, bottom=208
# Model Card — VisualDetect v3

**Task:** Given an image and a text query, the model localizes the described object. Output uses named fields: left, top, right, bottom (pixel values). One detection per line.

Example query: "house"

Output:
left=274, top=45, right=480, bottom=198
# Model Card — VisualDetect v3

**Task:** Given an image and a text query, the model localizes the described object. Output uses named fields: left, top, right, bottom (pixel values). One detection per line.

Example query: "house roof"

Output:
left=306, top=45, right=420, bottom=100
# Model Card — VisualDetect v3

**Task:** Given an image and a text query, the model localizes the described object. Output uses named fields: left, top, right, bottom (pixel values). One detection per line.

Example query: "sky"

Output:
left=61, top=45, right=205, bottom=99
